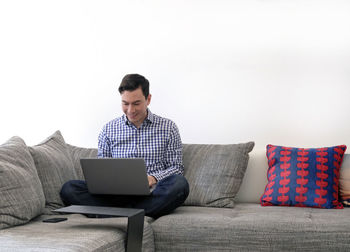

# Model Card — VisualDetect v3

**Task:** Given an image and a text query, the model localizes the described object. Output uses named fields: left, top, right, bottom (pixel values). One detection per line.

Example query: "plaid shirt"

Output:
left=98, top=110, right=184, bottom=181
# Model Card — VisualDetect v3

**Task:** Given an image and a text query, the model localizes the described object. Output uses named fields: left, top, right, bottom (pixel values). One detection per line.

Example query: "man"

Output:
left=60, top=74, right=189, bottom=218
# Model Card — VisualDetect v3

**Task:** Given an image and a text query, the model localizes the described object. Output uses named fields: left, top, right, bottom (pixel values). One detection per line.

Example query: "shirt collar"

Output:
left=122, top=108, right=154, bottom=126
left=146, top=109, right=154, bottom=124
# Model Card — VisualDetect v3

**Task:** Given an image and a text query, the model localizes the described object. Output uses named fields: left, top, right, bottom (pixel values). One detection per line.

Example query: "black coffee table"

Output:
left=53, top=205, right=145, bottom=252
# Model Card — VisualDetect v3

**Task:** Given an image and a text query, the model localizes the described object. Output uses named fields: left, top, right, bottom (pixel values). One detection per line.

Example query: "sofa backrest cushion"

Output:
left=336, top=154, right=350, bottom=205
left=29, top=131, right=78, bottom=213
left=0, top=136, right=45, bottom=229
left=67, top=144, right=98, bottom=180
left=182, top=142, right=255, bottom=208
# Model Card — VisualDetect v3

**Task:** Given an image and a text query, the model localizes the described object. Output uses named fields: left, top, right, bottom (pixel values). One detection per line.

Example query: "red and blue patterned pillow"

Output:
left=260, top=144, right=347, bottom=209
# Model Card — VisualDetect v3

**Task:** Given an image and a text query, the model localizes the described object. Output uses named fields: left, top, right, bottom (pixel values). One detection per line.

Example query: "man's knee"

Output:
left=175, top=174, right=189, bottom=194
left=60, top=180, right=85, bottom=205
left=61, top=180, right=77, bottom=195
left=162, top=174, right=189, bottom=199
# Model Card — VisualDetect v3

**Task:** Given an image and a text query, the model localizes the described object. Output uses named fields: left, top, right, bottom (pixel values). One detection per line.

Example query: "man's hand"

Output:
left=148, top=175, right=157, bottom=187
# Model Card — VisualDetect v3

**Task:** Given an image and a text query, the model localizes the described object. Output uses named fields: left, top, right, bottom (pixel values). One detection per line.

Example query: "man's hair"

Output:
left=118, top=74, right=149, bottom=99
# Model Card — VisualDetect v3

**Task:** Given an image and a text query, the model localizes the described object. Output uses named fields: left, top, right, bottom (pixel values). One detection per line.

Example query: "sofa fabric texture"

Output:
left=67, top=144, right=98, bottom=180
left=0, top=136, right=45, bottom=229
left=29, top=131, right=78, bottom=213
left=0, top=214, right=155, bottom=252
left=152, top=203, right=350, bottom=252
left=182, top=142, right=255, bottom=207
left=340, top=154, right=350, bottom=203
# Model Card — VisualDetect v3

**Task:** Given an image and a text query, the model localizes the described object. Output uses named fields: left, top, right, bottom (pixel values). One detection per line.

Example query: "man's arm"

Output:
left=150, top=123, right=184, bottom=181
left=97, top=128, right=113, bottom=158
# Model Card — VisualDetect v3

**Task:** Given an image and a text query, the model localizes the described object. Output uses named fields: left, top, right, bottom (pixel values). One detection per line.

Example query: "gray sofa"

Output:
left=1, top=130, right=350, bottom=251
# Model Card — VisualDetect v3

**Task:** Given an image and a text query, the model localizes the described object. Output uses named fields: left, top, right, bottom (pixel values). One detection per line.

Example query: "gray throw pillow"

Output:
left=66, top=144, right=98, bottom=180
left=183, top=142, right=255, bottom=208
left=29, top=131, right=77, bottom=212
left=0, top=136, right=45, bottom=229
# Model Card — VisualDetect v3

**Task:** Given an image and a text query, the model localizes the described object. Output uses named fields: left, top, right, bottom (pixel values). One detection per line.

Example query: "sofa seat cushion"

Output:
left=152, top=203, right=350, bottom=251
left=0, top=214, right=154, bottom=252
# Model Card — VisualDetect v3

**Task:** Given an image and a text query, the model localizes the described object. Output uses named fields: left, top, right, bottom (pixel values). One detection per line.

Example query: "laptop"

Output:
left=80, top=158, right=153, bottom=196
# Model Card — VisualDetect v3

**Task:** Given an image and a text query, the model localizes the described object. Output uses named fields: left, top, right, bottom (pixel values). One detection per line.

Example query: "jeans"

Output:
left=60, top=174, right=189, bottom=219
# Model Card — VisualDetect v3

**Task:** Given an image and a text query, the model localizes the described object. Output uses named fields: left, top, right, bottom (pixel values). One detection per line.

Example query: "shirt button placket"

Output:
left=135, top=127, right=140, bottom=158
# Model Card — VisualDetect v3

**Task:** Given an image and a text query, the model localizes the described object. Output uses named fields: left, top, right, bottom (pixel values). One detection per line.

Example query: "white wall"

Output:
left=1, top=0, right=350, bottom=150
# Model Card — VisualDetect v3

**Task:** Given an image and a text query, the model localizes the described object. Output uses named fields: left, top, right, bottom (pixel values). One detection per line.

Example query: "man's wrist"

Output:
left=150, top=175, right=157, bottom=184
left=148, top=175, right=157, bottom=186
left=151, top=174, right=162, bottom=182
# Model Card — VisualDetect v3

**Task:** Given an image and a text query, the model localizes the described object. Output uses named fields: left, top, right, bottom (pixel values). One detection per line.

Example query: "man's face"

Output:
left=121, top=87, right=151, bottom=127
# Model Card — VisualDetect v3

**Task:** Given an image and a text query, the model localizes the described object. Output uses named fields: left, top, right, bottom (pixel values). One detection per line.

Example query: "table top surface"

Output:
left=53, top=205, right=144, bottom=217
